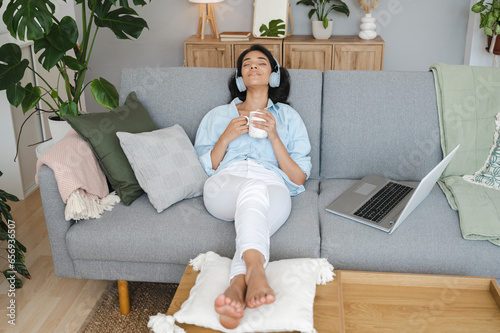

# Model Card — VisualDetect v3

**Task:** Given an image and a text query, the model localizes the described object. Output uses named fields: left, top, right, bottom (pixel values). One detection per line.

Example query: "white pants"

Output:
left=203, top=160, right=291, bottom=281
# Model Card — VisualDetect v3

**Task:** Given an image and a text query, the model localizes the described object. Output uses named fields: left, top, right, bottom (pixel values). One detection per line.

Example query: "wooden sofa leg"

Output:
left=117, top=280, right=130, bottom=314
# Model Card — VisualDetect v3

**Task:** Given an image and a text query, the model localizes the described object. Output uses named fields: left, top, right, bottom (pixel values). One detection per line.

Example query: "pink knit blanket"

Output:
left=36, top=129, right=120, bottom=220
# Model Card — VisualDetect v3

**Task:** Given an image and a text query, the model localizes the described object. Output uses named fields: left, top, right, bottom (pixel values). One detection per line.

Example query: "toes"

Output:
left=214, top=294, right=226, bottom=307
left=214, top=294, right=245, bottom=317
left=220, top=314, right=241, bottom=329
left=246, top=291, right=276, bottom=308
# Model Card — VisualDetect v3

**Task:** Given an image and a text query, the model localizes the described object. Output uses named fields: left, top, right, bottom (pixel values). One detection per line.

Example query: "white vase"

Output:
left=359, top=13, right=377, bottom=40
left=48, top=115, right=72, bottom=143
left=312, top=20, right=333, bottom=40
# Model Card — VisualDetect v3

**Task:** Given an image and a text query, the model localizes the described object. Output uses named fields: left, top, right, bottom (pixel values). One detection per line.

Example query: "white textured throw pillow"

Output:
left=463, top=112, right=500, bottom=190
left=148, top=252, right=334, bottom=333
left=117, top=125, right=207, bottom=212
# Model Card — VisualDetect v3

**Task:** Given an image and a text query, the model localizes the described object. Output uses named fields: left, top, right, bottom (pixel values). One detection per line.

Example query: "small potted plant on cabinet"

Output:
left=297, top=0, right=350, bottom=39
left=0, top=0, right=151, bottom=144
left=472, top=0, right=500, bottom=55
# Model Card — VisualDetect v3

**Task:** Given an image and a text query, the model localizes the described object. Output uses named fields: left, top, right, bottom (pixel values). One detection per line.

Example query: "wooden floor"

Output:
left=0, top=189, right=108, bottom=333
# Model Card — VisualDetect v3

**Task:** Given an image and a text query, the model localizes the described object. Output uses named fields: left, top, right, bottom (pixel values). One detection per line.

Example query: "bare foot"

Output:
left=214, top=275, right=246, bottom=329
left=245, top=263, right=275, bottom=309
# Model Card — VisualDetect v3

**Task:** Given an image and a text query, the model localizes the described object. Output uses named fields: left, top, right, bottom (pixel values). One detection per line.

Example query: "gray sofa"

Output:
left=38, top=67, right=500, bottom=293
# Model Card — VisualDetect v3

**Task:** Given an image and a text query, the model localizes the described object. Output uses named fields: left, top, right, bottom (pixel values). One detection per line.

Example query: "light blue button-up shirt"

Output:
left=194, top=98, right=312, bottom=196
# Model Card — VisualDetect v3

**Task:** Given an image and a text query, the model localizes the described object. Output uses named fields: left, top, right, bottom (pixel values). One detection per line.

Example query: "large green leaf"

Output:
left=0, top=43, right=29, bottom=91
left=60, top=102, right=78, bottom=117
left=94, top=7, right=149, bottom=39
left=308, top=8, right=317, bottom=20
left=12, top=260, right=30, bottom=279
left=15, top=238, right=27, bottom=254
left=119, top=0, right=149, bottom=7
left=472, top=0, right=487, bottom=13
left=260, top=19, right=286, bottom=37
left=0, top=229, right=9, bottom=242
left=21, top=83, right=41, bottom=114
left=0, top=188, right=19, bottom=203
left=91, top=77, right=119, bottom=110
left=327, top=1, right=350, bottom=17
left=3, top=0, right=55, bottom=41
left=93, top=0, right=113, bottom=19
left=296, top=0, right=316, bottom=6
left=46, top=16, right=79, bottom=52
left=63, top=56, right=87, bottom=71
left=6, top=82, right=25, bottom=107
left=34, top=38, right=64, bottom=71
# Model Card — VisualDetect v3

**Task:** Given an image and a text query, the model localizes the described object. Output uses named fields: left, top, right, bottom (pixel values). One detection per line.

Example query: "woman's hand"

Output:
left=220, top=115, right=249, bottom=144
left=211, top=116, right=248, bottom=170
left=252, top=109, right=279, bottom=142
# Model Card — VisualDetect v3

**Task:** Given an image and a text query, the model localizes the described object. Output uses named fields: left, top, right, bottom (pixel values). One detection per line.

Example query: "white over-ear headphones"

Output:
left=235, top=57, right=281, bottom=92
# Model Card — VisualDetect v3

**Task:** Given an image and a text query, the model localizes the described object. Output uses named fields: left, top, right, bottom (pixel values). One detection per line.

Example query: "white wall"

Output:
left=0, top=0, right=483, bottom=112
left=465, top=0, right=498, bottom=66
left=79, top=0, right=472, bottom=112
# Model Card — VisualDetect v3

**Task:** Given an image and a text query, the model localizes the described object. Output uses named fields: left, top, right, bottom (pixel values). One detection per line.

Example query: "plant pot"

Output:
left=486, top=35, right=500, bottom=55
left=359, top=13, right=377, bottom=40
left=312, top=20, right=333, bottom=40
left=48, top=115, right=72, bottom=143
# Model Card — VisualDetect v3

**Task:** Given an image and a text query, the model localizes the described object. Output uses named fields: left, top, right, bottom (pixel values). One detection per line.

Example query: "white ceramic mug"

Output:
left=244, top=111, right=268, bottom=139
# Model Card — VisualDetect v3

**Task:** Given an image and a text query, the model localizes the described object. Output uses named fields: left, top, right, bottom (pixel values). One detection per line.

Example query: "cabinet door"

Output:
left=334, top=44, right=383, bottom=70
left=233, top=44, right=282, bottom=67
left=185, top=44, right=231, bottom=68
left=284, top=44, right=332, bottom=70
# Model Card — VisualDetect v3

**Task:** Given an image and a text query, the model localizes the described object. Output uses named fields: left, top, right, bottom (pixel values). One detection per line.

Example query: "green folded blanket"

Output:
left=430, top=63, right=500, bottom=246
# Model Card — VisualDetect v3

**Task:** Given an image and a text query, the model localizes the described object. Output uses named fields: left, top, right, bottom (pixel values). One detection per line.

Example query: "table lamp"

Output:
left=189, top=0, right=224, bottom=40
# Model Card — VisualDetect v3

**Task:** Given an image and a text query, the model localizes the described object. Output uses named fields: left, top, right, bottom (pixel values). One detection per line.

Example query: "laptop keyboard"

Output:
left=354, top=182, right=413, bottom=223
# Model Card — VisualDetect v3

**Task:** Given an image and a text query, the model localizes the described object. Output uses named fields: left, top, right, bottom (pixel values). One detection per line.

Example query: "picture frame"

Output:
left=252, top=0, right=293, bottom=39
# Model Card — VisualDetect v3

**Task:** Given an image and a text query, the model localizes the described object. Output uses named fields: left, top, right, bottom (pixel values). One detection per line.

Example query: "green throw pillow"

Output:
left=64, top=92, right=158, bottom=205
left=463, top=112, right=500, bottom=190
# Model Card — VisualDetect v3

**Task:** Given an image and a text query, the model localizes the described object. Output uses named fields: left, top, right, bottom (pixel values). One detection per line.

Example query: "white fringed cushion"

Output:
left=117, top=125, right=207, bottom=213
left=463, top=112, right=500, bottom=190
left=148, top=252, right=334, bottom=333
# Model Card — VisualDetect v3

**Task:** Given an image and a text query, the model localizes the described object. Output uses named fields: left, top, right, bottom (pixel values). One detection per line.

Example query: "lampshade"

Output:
left=189, top=0, right=223, bottom=3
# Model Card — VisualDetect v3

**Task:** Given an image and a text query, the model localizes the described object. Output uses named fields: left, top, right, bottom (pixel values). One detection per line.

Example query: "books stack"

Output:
left=219, top=31, right=251, bottom=42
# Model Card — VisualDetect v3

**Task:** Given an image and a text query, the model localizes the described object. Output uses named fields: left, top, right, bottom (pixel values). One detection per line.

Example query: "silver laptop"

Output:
left=325, top=145, right=460, bottom=234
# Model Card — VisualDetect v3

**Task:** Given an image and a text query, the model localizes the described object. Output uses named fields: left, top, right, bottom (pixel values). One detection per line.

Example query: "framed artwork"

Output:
left=252, top=0, right=293, bottom=39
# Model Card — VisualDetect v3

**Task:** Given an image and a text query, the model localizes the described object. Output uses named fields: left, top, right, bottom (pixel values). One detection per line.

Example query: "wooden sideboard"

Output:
left=184, top=35, right=282, bottom=68
left=184, top=34, right=384, bottom=70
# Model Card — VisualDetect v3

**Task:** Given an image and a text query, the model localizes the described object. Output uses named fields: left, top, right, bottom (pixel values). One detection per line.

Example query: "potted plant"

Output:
left=297, top=0, right=350, bottom=39
left=0, top=171, right=30, bottom=288
left=472, top=0, right=500, bottom=55
left=0, top=0, right=151, bottom=144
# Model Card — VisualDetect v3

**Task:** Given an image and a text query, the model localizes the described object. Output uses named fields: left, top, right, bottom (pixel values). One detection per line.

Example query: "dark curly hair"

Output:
left=228, top=44, right=291, bottom=105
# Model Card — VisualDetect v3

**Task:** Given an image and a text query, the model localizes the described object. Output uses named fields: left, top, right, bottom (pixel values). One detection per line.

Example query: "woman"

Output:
left=194, top=44, right=312, bottom=328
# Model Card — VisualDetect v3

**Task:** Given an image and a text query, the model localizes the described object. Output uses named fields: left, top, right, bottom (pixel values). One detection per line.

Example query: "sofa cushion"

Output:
left=287, top=69, right=322, bottom=179
left=320, top=71, right=442, bottom=181
left=119, top=67, right=323, bottom=179
left=65, top=179, right=321, bottom=265
left=319, top=179, right=500, bottom=279
left=117, top=125, right=207, bottom=213
left=463, top=112, right=500, bottom=190
left=64, top=92, right=158, bottom=205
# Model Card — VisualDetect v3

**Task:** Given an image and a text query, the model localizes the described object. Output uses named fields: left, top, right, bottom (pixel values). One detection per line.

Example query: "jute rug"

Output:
left=78, top=281, right=179, bottom=333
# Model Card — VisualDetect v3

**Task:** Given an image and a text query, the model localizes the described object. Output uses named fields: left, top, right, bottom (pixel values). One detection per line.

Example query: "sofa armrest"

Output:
left=38, top=165, right=76, bottom=278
